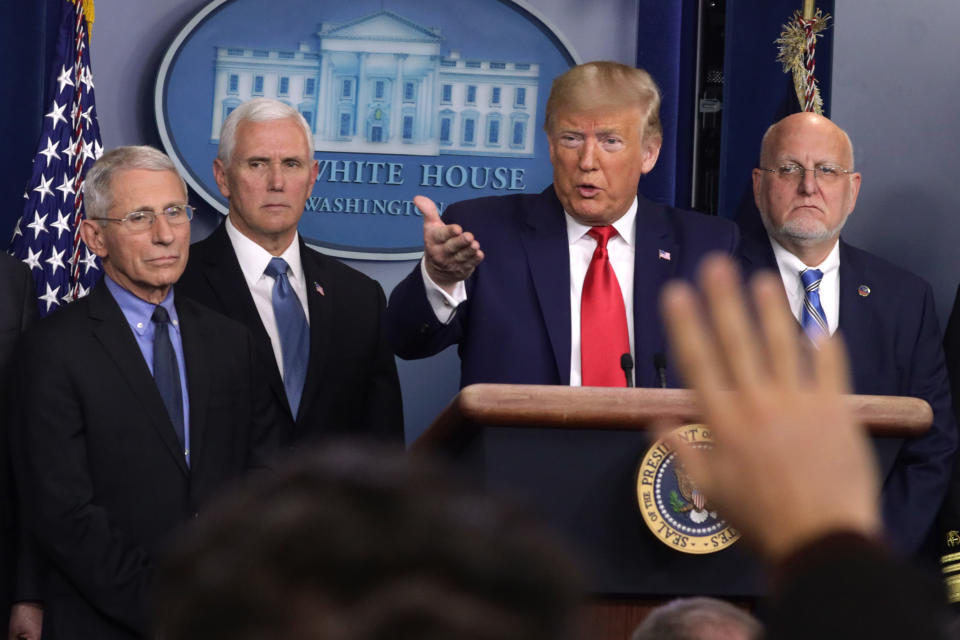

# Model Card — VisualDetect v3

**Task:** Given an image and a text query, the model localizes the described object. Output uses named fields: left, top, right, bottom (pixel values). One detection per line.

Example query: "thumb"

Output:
left=415, top=195, right=442, bottom=227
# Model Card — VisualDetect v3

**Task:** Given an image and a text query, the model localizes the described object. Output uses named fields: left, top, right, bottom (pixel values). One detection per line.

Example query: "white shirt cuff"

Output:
left=420, top=258, right=467, bottom=324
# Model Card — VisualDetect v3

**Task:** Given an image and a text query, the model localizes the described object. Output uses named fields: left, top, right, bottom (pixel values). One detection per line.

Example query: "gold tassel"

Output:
left=80, top=0, right=95, bottom=39
left=775, top=9, right=830, bottom=114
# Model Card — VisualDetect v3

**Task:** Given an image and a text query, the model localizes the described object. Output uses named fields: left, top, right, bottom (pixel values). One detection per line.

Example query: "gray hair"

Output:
left=217, top=98, right=314, bottom=166
left=84, top=145, right=185, bottom=220
left=631, top=597, right=763, bottom=640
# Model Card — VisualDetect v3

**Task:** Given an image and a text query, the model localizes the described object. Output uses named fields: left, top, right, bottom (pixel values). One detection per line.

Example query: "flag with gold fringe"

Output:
left=8, top=0, right=103, bottom=317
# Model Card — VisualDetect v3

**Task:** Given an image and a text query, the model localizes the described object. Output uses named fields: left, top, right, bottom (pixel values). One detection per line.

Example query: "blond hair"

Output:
left=544, top=61, right=662, bottom=143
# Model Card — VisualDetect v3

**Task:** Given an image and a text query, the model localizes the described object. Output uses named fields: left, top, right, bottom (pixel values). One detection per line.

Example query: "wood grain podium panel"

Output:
left=415, top=384, right=932, bottom=449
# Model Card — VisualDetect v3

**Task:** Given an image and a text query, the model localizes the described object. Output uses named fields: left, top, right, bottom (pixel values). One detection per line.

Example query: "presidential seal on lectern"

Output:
left=636, top=424, right=740, bottom=554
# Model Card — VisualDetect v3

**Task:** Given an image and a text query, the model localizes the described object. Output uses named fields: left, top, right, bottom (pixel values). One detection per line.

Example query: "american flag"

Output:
left=8, top=0, right=103, bottom=317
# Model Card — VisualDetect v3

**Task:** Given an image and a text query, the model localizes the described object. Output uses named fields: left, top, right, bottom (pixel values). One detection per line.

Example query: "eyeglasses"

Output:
left=758, top=163, right=854, bottom=183
left=99, top=205, right=194, bottom=232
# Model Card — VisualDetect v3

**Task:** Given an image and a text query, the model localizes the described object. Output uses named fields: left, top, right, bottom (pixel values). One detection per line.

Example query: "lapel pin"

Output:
left=658, top=249, right=672, bottom=261
left=858, top=284, right=870, bottom=297
left=314, top=282, right=325, bottom=296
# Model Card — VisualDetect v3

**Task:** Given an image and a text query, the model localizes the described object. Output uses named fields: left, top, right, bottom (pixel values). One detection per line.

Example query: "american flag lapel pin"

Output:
left=658, top=249, right=672, bottom=261
left=314, top=281, right=325, bottom=296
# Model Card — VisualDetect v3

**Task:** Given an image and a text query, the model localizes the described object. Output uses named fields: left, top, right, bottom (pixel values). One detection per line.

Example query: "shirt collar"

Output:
left=769, top=236, right=841, bottom=276
left=225, top=216, right=304, bottom=286
left=104, top=274, right=178, bottom=337
left=565, top=196, right=638, bottom=246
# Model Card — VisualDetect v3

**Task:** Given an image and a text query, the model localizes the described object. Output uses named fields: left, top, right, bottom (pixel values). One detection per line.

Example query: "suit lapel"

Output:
left=737, top=229, right=779, bottom=277
left=176, top=297, right=210, bottom=472
left=520, top=188, right=571, bottom=384
left=632, top=197, right=678, bottom=384
left=837, top=241, right=879, bottom=392
left=194, top=224, right=289, bottom=418
left=298, top=241, right=331, bottom=426
left=89, top=283, right=189, bottom=476
left=836, top=241, right=903, bottom=480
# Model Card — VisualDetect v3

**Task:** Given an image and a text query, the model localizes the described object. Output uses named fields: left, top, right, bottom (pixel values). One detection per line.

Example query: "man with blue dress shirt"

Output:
left=12, top=146, right=280, bottom=639
left=738, top=112, right=957, bottom=553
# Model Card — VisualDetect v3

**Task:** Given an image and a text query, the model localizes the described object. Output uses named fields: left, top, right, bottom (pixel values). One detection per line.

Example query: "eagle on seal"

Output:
left=674, top=461, right=709, bottom=513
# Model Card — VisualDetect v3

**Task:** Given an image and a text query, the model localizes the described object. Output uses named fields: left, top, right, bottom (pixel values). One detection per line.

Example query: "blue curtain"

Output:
left=636, top=0, right=699, bottom=208
left=719, top=0, right=835, bottom=232
left=0, top=0, right=62, bottom=246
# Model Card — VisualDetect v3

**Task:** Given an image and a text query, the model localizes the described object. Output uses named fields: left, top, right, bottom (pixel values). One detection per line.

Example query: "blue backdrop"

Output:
left=0, top=0, right=61, bottom=247
left=4, top=1, right=837, bottom=256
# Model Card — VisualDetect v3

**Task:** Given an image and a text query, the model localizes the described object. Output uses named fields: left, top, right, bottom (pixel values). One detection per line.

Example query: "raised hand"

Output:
left=659, top=256, right=881, bottom=562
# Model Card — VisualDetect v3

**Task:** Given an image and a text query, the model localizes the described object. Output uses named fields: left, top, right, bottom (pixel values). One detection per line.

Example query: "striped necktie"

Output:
left=800, top=268, right=828, bottom=339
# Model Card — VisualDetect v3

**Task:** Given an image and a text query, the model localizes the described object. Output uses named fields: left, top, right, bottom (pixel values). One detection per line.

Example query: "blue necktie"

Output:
left=800, top=268, right=828, bottom=340
left=152, top=305, right=186, bottom=455
left=265, top=257, right=309, bottom=417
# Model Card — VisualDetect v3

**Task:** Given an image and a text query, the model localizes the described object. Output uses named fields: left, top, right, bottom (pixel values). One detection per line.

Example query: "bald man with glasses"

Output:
left=738, top=112, right=957, bottom=555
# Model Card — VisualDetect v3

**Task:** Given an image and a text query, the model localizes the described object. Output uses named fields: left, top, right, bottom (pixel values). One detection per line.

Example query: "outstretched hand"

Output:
left=417, top=195, right=484, bottom=294
left=659, top=255, right=881, bottom=562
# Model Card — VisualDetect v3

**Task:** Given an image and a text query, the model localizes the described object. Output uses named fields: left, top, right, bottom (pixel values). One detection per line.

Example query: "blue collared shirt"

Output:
left=105, top=276, right=191, bottom=466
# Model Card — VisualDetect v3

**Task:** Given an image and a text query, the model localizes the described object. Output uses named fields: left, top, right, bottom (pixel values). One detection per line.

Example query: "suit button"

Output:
left=419, top=323, right=431, bottom=334
left=192, top=512, right=199, bottom=519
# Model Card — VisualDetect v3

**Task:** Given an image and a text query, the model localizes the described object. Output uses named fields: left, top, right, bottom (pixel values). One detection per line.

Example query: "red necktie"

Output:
left=581, top=226, right=630, bottom=386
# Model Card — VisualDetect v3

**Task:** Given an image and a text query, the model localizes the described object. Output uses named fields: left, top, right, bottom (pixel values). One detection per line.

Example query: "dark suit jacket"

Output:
left=0, top=254, right=37, bottom=616
left=12, top=280, right=280, bottom=639
left=386, top=186, right=739, bottom=388
left=177, top=223, right=403, bottom=447
left=933, top=285, right=960, bottom=584
left=739, top=231, right=957, bottom=553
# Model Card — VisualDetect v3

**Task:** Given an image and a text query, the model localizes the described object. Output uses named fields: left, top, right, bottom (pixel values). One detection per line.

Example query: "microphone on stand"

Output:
left=653, top=353, right=668, bottom=389
left=620, top=353, right=635, bottom=388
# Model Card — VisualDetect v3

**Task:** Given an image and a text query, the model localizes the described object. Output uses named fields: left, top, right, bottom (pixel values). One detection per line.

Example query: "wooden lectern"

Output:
left=413, top=384, right=932, bottom=640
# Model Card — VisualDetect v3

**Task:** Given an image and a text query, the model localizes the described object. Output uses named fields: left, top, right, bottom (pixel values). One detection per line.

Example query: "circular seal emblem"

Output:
left=635, top=424, right=740, bottom=554
left=154, top=0, right=577, bottom=260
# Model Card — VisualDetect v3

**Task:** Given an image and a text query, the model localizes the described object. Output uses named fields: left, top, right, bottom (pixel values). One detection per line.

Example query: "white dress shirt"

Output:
left=769, top=236, right=840, bottom=335
left=421, top=197, right=638, bottom=386
left=225, top=216, right=310, bottom=379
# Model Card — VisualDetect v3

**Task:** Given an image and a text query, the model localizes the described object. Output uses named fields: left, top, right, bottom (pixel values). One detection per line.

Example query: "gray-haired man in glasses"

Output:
left=11, top=145, right=281, bottom=639
left=738, top=112, right=957, bottom=556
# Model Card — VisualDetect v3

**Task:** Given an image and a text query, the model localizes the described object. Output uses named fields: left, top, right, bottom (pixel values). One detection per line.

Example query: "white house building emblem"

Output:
left=156, top=0, right=576, bottom=259
left=210, top=11, right=539, bottom=159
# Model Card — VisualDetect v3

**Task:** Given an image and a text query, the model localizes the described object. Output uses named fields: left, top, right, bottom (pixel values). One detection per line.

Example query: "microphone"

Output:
left=620, top=353, right=634, bottom=388
left=653, top=353, right=667, bottom=389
